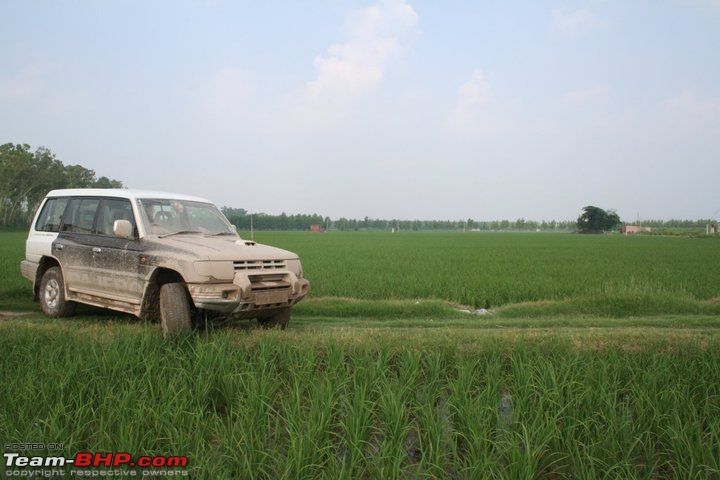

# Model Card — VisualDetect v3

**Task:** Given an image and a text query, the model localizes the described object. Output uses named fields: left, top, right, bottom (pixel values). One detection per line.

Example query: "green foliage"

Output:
left=222, top=206, right=710, bottom=234
left=222, top=207, right=327, bottom=231
left=1, top=322, right=719, bottom=478
left=0, top=143, right=123, bottom=226
left=254, top=231, right=720, bottom=312
left=4, top=230, right=720, bottom=316
left=4, top=229, right=720, bottom=477
left=0, top=231, right=35, bottom=310
left=576, top=205, right=621, bottom=233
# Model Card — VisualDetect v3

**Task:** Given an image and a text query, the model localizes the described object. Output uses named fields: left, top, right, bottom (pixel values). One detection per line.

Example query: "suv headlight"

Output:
left=285, top=259, right=303, bottom=278
left=194, top=261, right=234, bottom=281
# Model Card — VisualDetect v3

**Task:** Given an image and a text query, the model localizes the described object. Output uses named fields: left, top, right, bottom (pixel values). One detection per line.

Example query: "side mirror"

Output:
left=113, top=219, right=134, bottom=239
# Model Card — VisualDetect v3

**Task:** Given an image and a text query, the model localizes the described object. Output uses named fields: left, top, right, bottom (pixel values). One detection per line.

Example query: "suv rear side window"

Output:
left=35, top=198, right=70, bottom=232
left=61, top=198, right=100, bottom=233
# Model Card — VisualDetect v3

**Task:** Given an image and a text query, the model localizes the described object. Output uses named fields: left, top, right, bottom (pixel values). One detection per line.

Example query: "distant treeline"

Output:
left=222, top=208, right=329, bottom=231
left=222, top=208, right=579, bottom=232
left=629, top=219, right=716, bottom=229
left=331, top=218, right=578, bottom=232
left=222, top=207, right=717, bottom=232
left=0, top=143, right=123, bottom=226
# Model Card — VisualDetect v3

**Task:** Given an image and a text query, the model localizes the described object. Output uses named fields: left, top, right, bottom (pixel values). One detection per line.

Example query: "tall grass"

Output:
left=2, top=321, right=719, bottom=479
left=4, top=230, right=720, bottom=316
left=3, top=226, right=720, bottom=479
left=256, top=231, right=720, bottom=313
left=0, top=231, right=34, bottom=310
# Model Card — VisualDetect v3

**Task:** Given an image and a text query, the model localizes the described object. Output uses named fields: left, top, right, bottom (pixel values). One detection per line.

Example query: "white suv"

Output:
left=20, top=189, right=310, bottom=334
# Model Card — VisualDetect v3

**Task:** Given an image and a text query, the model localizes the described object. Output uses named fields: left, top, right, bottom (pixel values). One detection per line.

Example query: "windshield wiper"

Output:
left=159, top=230, right=203, bottom=238
left=204, top=231, right=237, bottom=237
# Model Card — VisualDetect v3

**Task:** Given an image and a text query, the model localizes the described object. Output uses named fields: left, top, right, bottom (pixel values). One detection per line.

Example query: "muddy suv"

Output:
left=20, top=189, right=310, bottom=335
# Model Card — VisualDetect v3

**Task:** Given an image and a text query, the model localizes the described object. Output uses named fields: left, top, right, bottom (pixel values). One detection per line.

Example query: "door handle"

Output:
left=92, top=247, right=102, bottom=254
left=55, top=244, right=64, bottom=251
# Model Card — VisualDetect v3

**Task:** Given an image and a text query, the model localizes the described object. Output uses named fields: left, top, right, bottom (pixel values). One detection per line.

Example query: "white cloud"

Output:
left=561, top=84, right=610, bottom=104
left=552, top=8, right=605, bottom=37
left=291, top=0, right=419, bottom=127
left=306, top=39, right=398, bottom=99
left=346, top=0, right=419, bottom=39
left=661, top=90, right=720, bottom=114
left=457, top=69, right=493, bottom=107
left=445, top=69, right=505, bottom=138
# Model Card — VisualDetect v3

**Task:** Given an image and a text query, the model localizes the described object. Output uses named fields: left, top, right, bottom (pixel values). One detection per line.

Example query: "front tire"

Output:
left=39, top=266, right=75, bottom=318
left=257, top=307, right=291, bottom=330
left=159, top=283, right=192, bottom=337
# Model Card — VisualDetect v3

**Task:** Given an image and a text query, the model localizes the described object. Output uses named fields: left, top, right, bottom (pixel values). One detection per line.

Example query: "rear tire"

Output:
left=39, top=266, right=75, bottom=318
left=258, top=307, right=291, bottom=330
left=159, top=283, right=192, bottom=337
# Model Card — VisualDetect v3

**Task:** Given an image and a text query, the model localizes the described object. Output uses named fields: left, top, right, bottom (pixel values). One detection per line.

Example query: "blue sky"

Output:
left=2, top=0, right=719, bottom=221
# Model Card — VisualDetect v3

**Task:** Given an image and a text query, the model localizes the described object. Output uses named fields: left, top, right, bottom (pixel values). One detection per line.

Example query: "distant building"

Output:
left=310, top=224, right=324, bottom=232
left=708, top=223, right=718, bottom=234
left=621, top=225, right=652, bottom=235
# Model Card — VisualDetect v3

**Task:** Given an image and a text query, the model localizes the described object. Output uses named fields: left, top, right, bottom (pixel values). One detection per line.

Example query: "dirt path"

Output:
left=0, top=311, right=30, bottom=318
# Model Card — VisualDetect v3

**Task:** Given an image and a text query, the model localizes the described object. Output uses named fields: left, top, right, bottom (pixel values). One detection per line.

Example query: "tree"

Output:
left=0, top=143, right=123, bottom=226
left=61, top=164, right=96, bottom=188
left=93, top=176, right=124, bottom=188
left=576, top=206, right=621, bottom=234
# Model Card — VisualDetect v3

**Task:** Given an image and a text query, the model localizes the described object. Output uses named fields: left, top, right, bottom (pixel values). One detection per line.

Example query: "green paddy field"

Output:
left=2, top=230, right=719, bottom=479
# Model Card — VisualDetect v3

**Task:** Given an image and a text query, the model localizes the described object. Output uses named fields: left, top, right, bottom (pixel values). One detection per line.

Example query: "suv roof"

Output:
left=45, top=188, right=213, bottom=203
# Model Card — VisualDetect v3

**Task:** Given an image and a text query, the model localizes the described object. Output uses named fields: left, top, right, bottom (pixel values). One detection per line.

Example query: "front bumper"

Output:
left=187, top=270, right=310, bottom=315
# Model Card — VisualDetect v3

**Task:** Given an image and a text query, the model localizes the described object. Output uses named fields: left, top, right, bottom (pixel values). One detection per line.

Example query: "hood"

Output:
left=146, top=234, right=299, bottom=261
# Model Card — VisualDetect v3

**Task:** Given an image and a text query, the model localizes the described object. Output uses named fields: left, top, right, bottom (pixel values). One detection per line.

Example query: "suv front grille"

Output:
left=234, top=259, right=286, bottom=271
left=248, top=273, right=291, bottom=306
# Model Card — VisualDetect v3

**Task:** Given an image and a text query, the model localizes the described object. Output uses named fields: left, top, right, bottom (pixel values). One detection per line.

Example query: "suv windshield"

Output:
left=137, top=198, right=237, bottom=237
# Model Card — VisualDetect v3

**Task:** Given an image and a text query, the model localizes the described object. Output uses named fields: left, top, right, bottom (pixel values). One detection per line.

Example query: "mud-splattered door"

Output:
left=55, top=197, right=100, bottom=294
left=90, top=198, right=145, bottom=304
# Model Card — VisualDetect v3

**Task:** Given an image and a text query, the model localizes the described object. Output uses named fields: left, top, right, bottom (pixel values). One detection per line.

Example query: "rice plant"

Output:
left=2, top=322, right=720, bottom=479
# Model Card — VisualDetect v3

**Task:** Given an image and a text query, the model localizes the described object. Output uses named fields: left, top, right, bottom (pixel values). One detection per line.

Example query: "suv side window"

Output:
left=97, top=198, right=137, bottom=237
left=61, top=198, right=100, bottom=233
left=35, top=198, right=70, bottom=232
